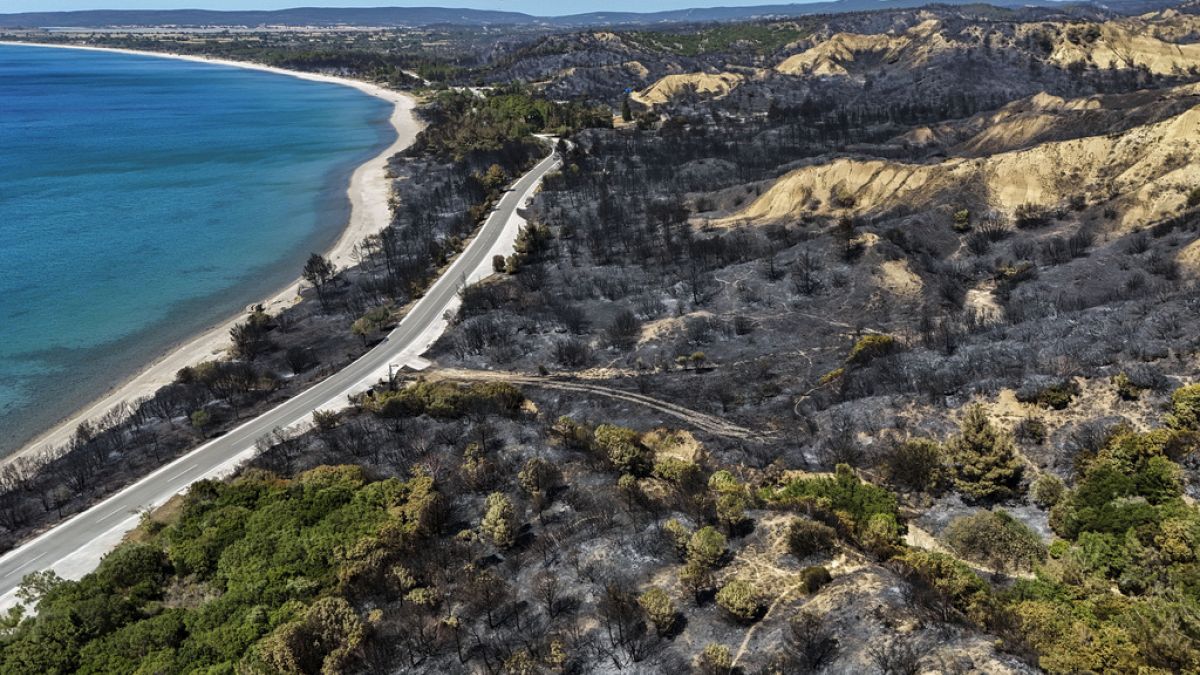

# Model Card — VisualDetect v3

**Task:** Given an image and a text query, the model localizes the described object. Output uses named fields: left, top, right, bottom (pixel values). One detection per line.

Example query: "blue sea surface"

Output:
left=0, top=44, right=394, bottom=456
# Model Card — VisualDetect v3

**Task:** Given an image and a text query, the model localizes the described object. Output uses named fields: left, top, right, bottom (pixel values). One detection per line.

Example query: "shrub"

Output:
left=653, top=457, right=703, bottom=489
left=369, top=381, right=524, bottom=419
left=1112, top=373, right=1143, bottom=401
left=696, top=643, right=733, bottom=674
left=860, top=513, right=903, bottom=559
left=606, top=309, right=641, bottom=349
left=1014, top=203, right=1051, bottom=229
left=818, top=367, right=845, bottom=385
left=884, top=438, right=943, bottom=492
left=846, top=334, right=896, bottom=366
left=716, top=578, right=762, bottom=622
left=1014, top=417, right=1047, bottom=446
left=782, top=610, right=839, bottom=671
left=944, top=510, right=1046, bottom=572
left=1017, top=380, right=1081, bottom=410
left=949, top=405, right=1024, bottom=503
left=788, top=518, right=837, bottom=559
left=1168, top=385, right=1200, bottom=430
left=638, top=587, right=677, bottom=635
left=895, top=549, right=994, bottom=625
left=953, top=208, right=971, bottom=232
left=1031, top=474, right=1066, bottom=508
left=832, top=183, right=857, bottom=208
left=765, top=464, right=901, bottom=540
left=801, top=565, right=833, bottom=593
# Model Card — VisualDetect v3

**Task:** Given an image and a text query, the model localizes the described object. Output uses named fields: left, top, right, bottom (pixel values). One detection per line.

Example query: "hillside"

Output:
left=4, top=3, right=1200, bottom=674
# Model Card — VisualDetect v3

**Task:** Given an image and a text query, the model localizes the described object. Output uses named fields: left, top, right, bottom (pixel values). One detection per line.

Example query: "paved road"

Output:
left=0, top=147, right=561, bottom=604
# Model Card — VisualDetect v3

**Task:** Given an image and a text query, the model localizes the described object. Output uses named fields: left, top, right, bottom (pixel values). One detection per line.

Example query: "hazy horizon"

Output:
left=3, top=0, right=826, bottom=16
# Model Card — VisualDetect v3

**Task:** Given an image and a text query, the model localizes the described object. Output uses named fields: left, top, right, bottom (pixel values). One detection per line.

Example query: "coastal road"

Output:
left=0, top=146, right=561, bottom=606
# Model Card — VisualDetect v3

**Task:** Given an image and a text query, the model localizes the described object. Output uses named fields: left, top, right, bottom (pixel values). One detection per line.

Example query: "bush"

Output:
left=1017, top=380, right=1081, bottom=410
left=787, top=518, right=837, bottom=559
left=895, top=549, right=995, bottom=625
left=1014, top=417, right=1047, bottom=446
left=696, top=643, right=733, bottom=674
left=606, top=309, right=641, bottom=349
left=884, top=438, right=943, bottom=492
left=801, top=565, right=833, bottom=593
left=782, top=610, right=839, bottom=671
left=369, top=381, right=524, bottom=419
left=716, top=578, right=762, bottom=622
left=1031, top=474, right=1066, bottom=509
left=846, top=334, right=896, bottom=366
left=1168, top=385, right=1200, bottom=430
left=1112, top=373, right=1143, bottom=401
left=765, top=465, right=901, bottom=541
left=944, top=510, right=1046, bottom=572
left=860, top=513, right=903, bottom=559
left=953, top=208, right=971, bottom=232
left=1014, top=203, right=1051, bottom=229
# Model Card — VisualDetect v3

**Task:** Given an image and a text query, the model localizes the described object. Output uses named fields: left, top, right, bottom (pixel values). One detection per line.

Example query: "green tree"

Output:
left=593, top=424, right=651, bottom=476
left=949, top=405, right=1024, bottom=502
left=621, top=96, right=633, bottom=122
left=190, top=409, right=212, bottom=437
left=517, top=457, right=562, bottom=510
left=638, top=586, right=677, bottom=635
left=687, top=526, right=727, bottom=568
left=481, top=492, right=518, bottom=549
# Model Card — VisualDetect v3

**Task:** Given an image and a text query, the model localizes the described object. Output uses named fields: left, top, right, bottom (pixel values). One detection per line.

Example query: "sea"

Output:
left=0, top=43, right=395, bottom=457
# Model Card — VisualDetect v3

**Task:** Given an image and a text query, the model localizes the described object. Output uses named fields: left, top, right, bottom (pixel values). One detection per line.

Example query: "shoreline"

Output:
left=0, top=41, right=422, bottom=464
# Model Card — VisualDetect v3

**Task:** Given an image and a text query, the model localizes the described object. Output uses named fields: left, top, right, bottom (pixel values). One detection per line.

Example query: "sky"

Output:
left=2, top=0, right=801, bottom=14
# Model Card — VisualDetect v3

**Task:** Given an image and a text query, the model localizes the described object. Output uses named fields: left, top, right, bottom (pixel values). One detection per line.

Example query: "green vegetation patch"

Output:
left=0, top=466, right=440, bottom=674
left=624, top=21, right=812, bottom=57
left=762, top=465, right=902, bottom=546
left=367, top=380, right=524, bottom=419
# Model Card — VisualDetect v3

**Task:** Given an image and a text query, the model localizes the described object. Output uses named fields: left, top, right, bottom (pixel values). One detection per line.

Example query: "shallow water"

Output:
left=0, top=44, right=393, bottom=456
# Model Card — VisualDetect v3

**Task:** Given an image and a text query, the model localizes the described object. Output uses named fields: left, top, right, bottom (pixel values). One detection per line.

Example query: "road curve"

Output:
left=0, top=146, right=561, bottom=605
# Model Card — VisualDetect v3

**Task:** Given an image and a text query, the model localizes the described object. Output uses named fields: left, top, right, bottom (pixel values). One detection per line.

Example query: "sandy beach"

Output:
left=1, top=42, right=422, bottom=464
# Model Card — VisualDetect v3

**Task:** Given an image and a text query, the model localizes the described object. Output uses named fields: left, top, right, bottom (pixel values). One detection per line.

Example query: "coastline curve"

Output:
left=0, top=41, right=421, bottom=464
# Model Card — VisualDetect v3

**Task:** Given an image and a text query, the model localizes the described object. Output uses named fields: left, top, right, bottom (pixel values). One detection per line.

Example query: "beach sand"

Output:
left=0, top=42, right=422, bottom=463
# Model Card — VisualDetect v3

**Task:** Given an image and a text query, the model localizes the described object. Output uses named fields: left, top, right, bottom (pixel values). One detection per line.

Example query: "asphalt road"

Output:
left=0, top=146, right=561, bottom=603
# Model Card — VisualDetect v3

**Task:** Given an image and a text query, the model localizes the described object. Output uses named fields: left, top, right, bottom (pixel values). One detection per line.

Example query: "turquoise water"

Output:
left=0, top=44, right=394, bottom=456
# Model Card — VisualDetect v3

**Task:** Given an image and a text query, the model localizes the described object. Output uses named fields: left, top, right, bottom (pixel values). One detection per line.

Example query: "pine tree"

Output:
left=949, top=405, right=1024, bottom=502
left=621, top=95, right=633, bottom=123
left=481, top=492, right=517, bottom=549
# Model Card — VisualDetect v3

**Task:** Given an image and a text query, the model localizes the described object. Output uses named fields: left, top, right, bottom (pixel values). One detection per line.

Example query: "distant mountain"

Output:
left=0, top=0, right=1180, bottom=29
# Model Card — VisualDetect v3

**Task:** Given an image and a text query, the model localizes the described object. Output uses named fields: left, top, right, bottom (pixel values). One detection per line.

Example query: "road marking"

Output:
left=4, top=552, right=44, bottom=579
left=98, top=508, right=126, bottom=523
left=168, top=463, right=198, bottom=481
